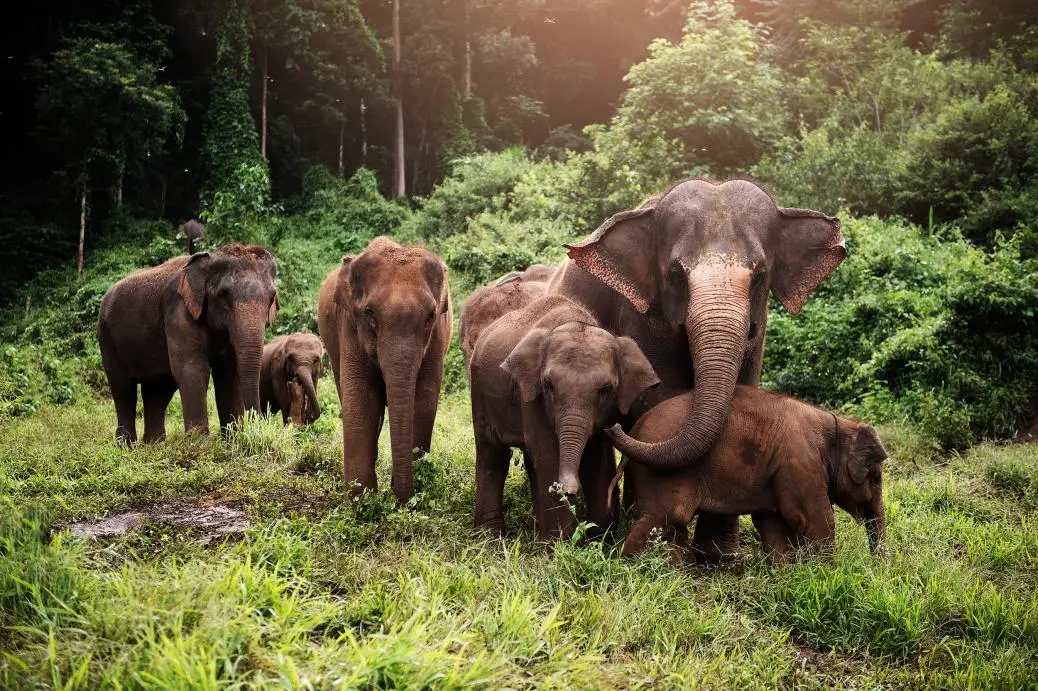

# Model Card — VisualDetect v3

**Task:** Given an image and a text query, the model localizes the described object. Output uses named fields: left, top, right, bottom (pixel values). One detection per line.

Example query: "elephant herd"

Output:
left=98, top=179, right=887, bottom=564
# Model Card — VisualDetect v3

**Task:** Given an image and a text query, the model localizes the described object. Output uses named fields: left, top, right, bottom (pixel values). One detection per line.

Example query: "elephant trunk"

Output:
left=557, top=410, right=594, bottom=497
left=384, top=351, right=421, bottom=502
left=608, top=262, right=750, bottom=469
left=235, top=325, right=265, bottom=416
left=865, top=496, right=886, bottom=553
left=295, top=366, right=321, bottom=423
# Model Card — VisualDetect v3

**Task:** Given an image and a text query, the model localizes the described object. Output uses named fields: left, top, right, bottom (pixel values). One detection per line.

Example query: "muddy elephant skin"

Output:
left=616, top=386, right=887, bottom=564
left=260, top=332, right=323, bottom=425
left=98, top=243, right=279, bottom=444
left=317, top=236, right=452, bottom=502
left=469, top=294, right=659, bottom=540
left=553, top=178, right=845, bottom=560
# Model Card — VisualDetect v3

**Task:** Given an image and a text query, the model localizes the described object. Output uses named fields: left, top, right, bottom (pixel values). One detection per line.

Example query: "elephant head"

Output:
left=567, top=179, right=844, bottom=469
left=831, top=420, right=887, bottom=553
left=178, top=243, right=279, bottom=414
left=338, top=237, right=450, bottom=499
left=274, top=334, right=323, bottom=424
left=501, top=322, right=659, bottom=498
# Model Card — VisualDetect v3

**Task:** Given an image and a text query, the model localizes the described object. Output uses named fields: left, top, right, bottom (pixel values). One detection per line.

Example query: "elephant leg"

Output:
left=752, top=512, right=796, bottom=565
left=474, top=435, right=511, bottom=535
left=690, top=513, right=741, bottom=564
left=141, top=377, right=177, bottom=443
left=412, top=354, right=444, bottom=459
left=170, top=352, right=211, bottom=436
left=578, top=433, right=616, bottom=540
left=621, top=513, right=667, bottom=557
left=110, top=378, right=139, bottom=446
left=341, top=363, right=385, bottom=494
left=621, top=470, right=638, bottom=511
left=212, top=359, right=241, bottom=431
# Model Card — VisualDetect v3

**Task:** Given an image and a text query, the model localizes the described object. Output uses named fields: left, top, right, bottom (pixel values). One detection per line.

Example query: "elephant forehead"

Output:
left=545, top=332, right=617, bottom=367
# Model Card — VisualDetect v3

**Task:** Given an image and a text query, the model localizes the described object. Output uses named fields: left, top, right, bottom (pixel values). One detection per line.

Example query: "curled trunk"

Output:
left=557, top=411, right=593, bottom=497
left=608, top=264, right=750, bottom=469
left=295, top=366, right=321, bottom=423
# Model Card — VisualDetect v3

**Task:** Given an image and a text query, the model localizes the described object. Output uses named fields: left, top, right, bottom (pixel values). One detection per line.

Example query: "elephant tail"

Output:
left=607, top=456, right=629, bottom=512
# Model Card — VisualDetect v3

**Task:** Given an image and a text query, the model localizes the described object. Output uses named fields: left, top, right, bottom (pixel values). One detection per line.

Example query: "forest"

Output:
left=2, top=0, right=1038, bottom=687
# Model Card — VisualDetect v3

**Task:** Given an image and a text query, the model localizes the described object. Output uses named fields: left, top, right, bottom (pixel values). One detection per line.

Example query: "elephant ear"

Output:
left=564, top=203, right=657, bottom=313
left=771, top=209, right=846, bottom=314
left=501, top=328, right=549, bottom=403
left=274, top=341, right=292, bottom=375
left=844, top=423, right=887, bottom=485
left=615, top=337, right=661, bottom=415
left=177, top=252, right=211, bottom=320
left=336, top=255, right=357, bottom=306
left=268, top=292, right=280, bottom=327
left=429, top=259, right=450, bottom=315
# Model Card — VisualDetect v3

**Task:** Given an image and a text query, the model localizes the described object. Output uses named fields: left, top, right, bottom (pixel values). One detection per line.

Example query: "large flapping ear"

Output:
left=273, top=340, right=290, bottom=374
left=432, top=259, right=451, bottom=315
left=335, top=255, right=356, bottom=306
left=771, top=208, right=846, bottom=314
left=845, top=423, right=887, bottom=485
left=500, top=328, right=549, bottom=403
left=615, top=337, right=661, bottom=415
left=564, top=203, right=658, bottom=313
left=177, top=252, right=211, bottom=320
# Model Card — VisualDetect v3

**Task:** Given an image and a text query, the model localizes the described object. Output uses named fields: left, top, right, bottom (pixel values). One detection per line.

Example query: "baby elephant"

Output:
left=260, top=333, right=323, bottom=425
left=470, top=295, right=659, bottom=540
left=612, top=386, right=887, bottom=564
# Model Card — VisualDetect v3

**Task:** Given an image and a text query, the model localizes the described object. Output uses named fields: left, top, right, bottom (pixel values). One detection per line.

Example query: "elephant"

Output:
left=469, top=294, right=659, bottom=540
left=98, top=243, right=279, bottom=444
left=459, top=263, right=557, bottom=369
left=317, top=236, right=452, bottom=501
left=259, top=333, right=323, bottom=425
left=552, top=178, right=845, bottom=560
left=613, top=386, right=887, bottom=564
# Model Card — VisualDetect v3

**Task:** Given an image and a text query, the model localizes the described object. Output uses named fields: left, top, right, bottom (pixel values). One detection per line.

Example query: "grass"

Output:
left=2, top=378, right=1037, bottom=688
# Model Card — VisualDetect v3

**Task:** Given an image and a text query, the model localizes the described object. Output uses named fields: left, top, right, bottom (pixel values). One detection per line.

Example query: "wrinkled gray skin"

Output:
left=459, top=264, right=557, bottom=370
left=617, top=387, right=887, bottom=564
left=469, top=295, right=659, bottom=540
left=98, top=244, right=279, bottom=444
left=317, top=237, right=453, bottom=502
left=553, top=178, right=845, bottom=560
left=260, top=333, right=323, bottom=425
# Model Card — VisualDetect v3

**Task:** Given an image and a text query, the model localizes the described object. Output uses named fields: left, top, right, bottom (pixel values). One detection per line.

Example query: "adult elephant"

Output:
left=552, top=178, right=845, bottom=560
left=317, top=237, right=452, bottom=502
left=98, top=244, right=279, bottom=444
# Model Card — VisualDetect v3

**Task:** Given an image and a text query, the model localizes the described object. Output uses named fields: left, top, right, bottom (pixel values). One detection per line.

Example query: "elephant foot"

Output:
left=689, top=513, right=741, bottom=564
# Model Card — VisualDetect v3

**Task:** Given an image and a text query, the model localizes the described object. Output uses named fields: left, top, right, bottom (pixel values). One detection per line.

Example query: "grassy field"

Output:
left=2, top=375, right=1037, bottom=689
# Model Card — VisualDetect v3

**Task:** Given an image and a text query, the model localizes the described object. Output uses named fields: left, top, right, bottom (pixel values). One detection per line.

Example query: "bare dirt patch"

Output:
left=61, top=501, right=249, bottom=544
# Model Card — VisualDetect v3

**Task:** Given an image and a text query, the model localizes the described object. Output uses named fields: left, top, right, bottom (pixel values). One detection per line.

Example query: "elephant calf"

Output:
left=260, top=333, right=323, bottom=425
left=613, top=386, right=887, bottom=564
left=469, top=294, right=659, bottom=540
left=459, top=263, right=556, bottom=370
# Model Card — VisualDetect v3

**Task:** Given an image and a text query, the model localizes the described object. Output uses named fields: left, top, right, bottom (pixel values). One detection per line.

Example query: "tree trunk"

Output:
left=392, top=0, right=406, bottom=197
left=464, top=39, right=472, bottom=100
left=77, top=180, right=87, bottom=275
left=338, top=118, right=345, bottom=176
left=160, top=176, right=167, bottom=216
left=261, top=46, right=268, bottom=159
left=360, top=98, right=367, bottom=164
left=115, top=160, right=124, bottom=208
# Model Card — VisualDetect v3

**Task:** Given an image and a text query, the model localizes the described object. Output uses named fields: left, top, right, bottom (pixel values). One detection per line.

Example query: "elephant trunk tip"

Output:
left=559, top=472, right=580, bottom=498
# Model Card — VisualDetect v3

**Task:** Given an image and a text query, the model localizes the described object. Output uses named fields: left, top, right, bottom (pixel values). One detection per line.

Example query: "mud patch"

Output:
left=62, top=501, right=249, bottom=544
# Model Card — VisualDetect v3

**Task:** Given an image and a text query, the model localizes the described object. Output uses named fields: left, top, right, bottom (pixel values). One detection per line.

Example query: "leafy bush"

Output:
left=763, top=215, right=1038, bottom=449
left=301, top=166, right=408, bottom=253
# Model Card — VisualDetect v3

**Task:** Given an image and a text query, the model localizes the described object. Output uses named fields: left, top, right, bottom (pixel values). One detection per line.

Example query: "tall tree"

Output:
left=392, top=0, right=406, bottom=197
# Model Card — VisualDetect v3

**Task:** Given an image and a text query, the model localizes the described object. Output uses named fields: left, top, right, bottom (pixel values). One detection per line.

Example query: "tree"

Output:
left=36, top=37, right=185, bottom=273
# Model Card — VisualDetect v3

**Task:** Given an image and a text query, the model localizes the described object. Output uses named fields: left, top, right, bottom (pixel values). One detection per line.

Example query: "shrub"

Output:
left=301, top=166, right=408, bottom=253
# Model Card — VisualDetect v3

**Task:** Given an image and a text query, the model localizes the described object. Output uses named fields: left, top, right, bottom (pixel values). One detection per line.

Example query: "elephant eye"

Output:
left=668, top=263, right=684, bottom=283
left=364, top=307, right=377, bottom=329
left=543, top=378, right=555, bottom=396
left=426, top=309, right=436, bottom=324
left=598, top=383, right=613, bottom=399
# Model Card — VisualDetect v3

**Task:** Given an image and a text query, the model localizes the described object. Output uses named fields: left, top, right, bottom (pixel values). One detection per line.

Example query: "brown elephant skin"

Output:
left=260, top=333, right=323, bottom=425
left=317, top=236, right=452, bottom=501
left=469, top=294, right=659, bottom=541
left=615, top=386, right=887, bottom=564
left=459, top=263, right=557, bottom=369
left=98, top=244, right=279, bottom=444
left=552, top=178, right=845, bottom=560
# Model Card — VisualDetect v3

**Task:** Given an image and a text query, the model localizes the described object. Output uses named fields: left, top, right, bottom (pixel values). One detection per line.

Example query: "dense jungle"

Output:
left=2, top=0, right=1038, bottom=687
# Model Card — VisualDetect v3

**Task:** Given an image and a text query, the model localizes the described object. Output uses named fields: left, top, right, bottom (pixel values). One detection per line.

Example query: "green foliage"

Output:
left=763, top=216, right=1038, bottom=449
left=301, top=166, right=408, bottom=253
